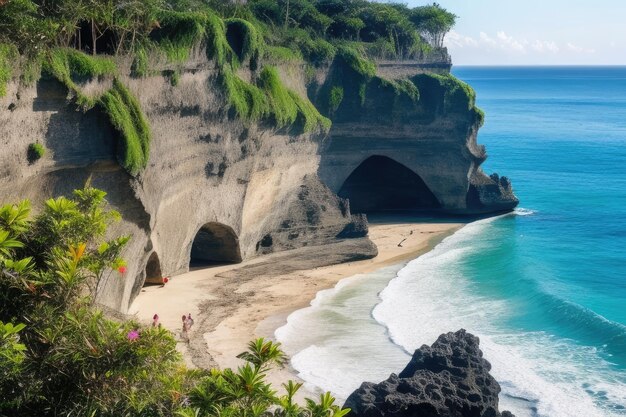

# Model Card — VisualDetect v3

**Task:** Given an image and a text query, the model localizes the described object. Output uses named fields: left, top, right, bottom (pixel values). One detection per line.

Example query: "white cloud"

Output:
left=566, top=42, right=596, bottom=54
left=495, top=31, right=527, bottom=52
left=479, top=32, right=496, bottom=46
left=445, top=30, right=478, bottom=48
left=531, top=40, right=559, bottom=53
left=444, top=31, right=594, bottom=58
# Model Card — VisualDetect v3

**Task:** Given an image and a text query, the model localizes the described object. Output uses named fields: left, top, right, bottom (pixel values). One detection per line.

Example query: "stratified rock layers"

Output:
left=344, top=330, right=515, bottom=417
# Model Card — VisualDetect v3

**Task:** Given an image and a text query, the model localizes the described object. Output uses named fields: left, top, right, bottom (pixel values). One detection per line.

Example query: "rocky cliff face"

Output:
left=314, top=59, right=518, bottom=215
left=0, top=54, right=517, bottom=312
left=344, top=330, right=515, bottom=417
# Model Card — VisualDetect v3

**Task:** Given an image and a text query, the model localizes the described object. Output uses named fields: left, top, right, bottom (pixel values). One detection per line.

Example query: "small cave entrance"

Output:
left=190, top=223, right=243, bottom=267
left=226, top=22, right=246, bottom=61
left=143, top=252, right=163, bottom=286
left=338, top=155, right=441, bottom=213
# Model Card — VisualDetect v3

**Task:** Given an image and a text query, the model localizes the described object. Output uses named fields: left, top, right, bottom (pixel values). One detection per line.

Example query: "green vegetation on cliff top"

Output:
left=0, top=0, right=474, bottom=174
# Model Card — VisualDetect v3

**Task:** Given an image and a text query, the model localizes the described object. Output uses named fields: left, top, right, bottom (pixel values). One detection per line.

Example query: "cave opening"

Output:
left=338, top=155, right=441, bottom=213
left=226, top=24, right=245, bottom=61
left=143, top=252, right=163, bottom=286
left=190, top=223, right=243, bottom=267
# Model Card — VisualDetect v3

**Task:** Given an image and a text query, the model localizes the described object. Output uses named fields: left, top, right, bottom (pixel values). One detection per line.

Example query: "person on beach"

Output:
left=186, top=313, right=194, bottom=330
left=181, top=314, right=189, bottom=342
left=152, top=313, right=159, bottom=327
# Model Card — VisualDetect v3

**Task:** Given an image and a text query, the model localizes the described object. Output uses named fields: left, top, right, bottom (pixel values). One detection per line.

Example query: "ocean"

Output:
left=275, top=67, right=626, bottom=417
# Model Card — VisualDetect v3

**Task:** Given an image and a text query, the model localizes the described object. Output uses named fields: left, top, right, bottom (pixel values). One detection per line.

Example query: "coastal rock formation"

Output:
left=0, top=51, right=517, bottom=313
left=344, top=330, right=515, bottom=417
left=314, top=61, right=519, bottom=215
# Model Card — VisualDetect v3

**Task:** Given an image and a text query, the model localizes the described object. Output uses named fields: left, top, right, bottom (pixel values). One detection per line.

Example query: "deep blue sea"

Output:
left=276, top=67, right=626, bottom=417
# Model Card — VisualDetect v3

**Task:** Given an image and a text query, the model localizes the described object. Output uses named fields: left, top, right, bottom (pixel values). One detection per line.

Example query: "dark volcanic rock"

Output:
left=344, top=329, right=515, bottom=417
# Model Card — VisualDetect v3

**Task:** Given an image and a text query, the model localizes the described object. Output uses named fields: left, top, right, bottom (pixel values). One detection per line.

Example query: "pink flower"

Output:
left=127, top=330, right=139, bottom=341
left=118, top=266, right=127, bottom=274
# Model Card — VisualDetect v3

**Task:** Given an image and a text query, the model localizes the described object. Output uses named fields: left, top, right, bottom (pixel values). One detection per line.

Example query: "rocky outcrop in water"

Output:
left=344, top=330, right=515, bottom=417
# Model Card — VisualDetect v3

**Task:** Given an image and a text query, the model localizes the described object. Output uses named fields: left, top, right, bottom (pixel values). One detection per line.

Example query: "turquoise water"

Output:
left=456, top=66, right=626, bottom=362
left=277, top=67, right=626, bottom=417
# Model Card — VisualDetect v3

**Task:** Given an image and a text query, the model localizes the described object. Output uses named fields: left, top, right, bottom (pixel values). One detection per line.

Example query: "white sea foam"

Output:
left=276, top=218, right=626, bottom=417
left=515, top=207, right=537, bottom=216
left=373, top=219, right=626, bottom=417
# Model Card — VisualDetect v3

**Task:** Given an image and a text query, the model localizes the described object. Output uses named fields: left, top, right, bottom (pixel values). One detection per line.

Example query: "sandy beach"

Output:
left=129, top=217, right=464, bottom=389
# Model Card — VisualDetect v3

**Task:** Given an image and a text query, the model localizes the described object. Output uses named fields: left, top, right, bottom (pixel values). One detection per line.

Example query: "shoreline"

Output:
left=129, top=217, right=465, bottom=389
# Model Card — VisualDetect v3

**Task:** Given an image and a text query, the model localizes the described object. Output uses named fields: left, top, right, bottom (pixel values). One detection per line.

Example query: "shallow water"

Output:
left=276, top=67, right=626, bottom=417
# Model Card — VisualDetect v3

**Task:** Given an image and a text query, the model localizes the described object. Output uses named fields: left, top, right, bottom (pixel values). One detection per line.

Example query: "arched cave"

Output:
left=143, top=252, right=163, bottom=286
left=190, top=223, right=243, bottom=266
left=338, top=155, right=441, bottom=213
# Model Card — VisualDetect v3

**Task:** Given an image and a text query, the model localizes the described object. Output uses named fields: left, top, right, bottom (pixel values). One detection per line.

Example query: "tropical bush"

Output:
left=182, top=338, right=350, bottom=417
left=0, top=188, right=349, bottom=417
left=0, top=186, right=187, bottom=416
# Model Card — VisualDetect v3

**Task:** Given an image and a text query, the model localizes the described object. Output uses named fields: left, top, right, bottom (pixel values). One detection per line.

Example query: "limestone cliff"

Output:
left=0, top=52, right=517, bottom=312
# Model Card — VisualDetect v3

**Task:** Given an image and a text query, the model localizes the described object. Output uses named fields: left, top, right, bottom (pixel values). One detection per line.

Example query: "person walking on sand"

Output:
left=152, top=313, right=159, bottom=327
left=186, top=313, right=194, bottom=330
left=181, top=314, right=189, bottom=343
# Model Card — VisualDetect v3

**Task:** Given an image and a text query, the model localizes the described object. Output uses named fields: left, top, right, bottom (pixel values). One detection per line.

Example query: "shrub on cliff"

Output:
left=27, top=143, right=45, bottom=163
left=0, top=187, right=189, bottom=416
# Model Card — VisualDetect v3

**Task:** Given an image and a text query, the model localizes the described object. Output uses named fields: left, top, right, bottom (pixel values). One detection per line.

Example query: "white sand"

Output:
left=129, top=219, right=463, bottom=385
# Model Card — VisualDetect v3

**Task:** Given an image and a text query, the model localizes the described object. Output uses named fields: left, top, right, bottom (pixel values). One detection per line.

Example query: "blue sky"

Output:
left=404, top=0, right=626, bottom=65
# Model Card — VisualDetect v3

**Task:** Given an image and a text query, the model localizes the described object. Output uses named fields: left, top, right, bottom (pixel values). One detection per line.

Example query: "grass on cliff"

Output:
left=27, top=142, right=45, bottom=163
left=328, top=86, right=344, bottom=113
left=219, top=65, right=329, bottom=133
left=205, top=11, right=235, bottom=68
left=224, top=18, right=264, bottom=68
left=264, top=45, right=303, bottom=62
left=44, top=48, right=117, bottom=108
left=219, top=66, right=268, bottom=121
left=289, top=90, right=331, bottom=134
left=0, top=43, right=18, bottom=97
left=99, top=79, right=151, bottom=176
left=413, top=72, right=476, bottom=112
left=336, top=46, right=376, bottom=80
left=153, top=11, right=208, bottom=63
left=258, top=66, right=298, bottom=128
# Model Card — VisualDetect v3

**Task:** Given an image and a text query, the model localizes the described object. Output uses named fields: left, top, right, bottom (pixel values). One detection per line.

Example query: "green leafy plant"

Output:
left=0, top=187, right=190, bottom=416
left=184, top=337, right=349, bottom=417
left=27, top=143, right=45, bottom=163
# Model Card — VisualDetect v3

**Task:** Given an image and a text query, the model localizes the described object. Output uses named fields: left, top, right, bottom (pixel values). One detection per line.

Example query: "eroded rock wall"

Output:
left=0, top=54, right=517, bottom=312
left=315, top=63, right=518, bottom=215
left=0, top=63, right=364, bottom=312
